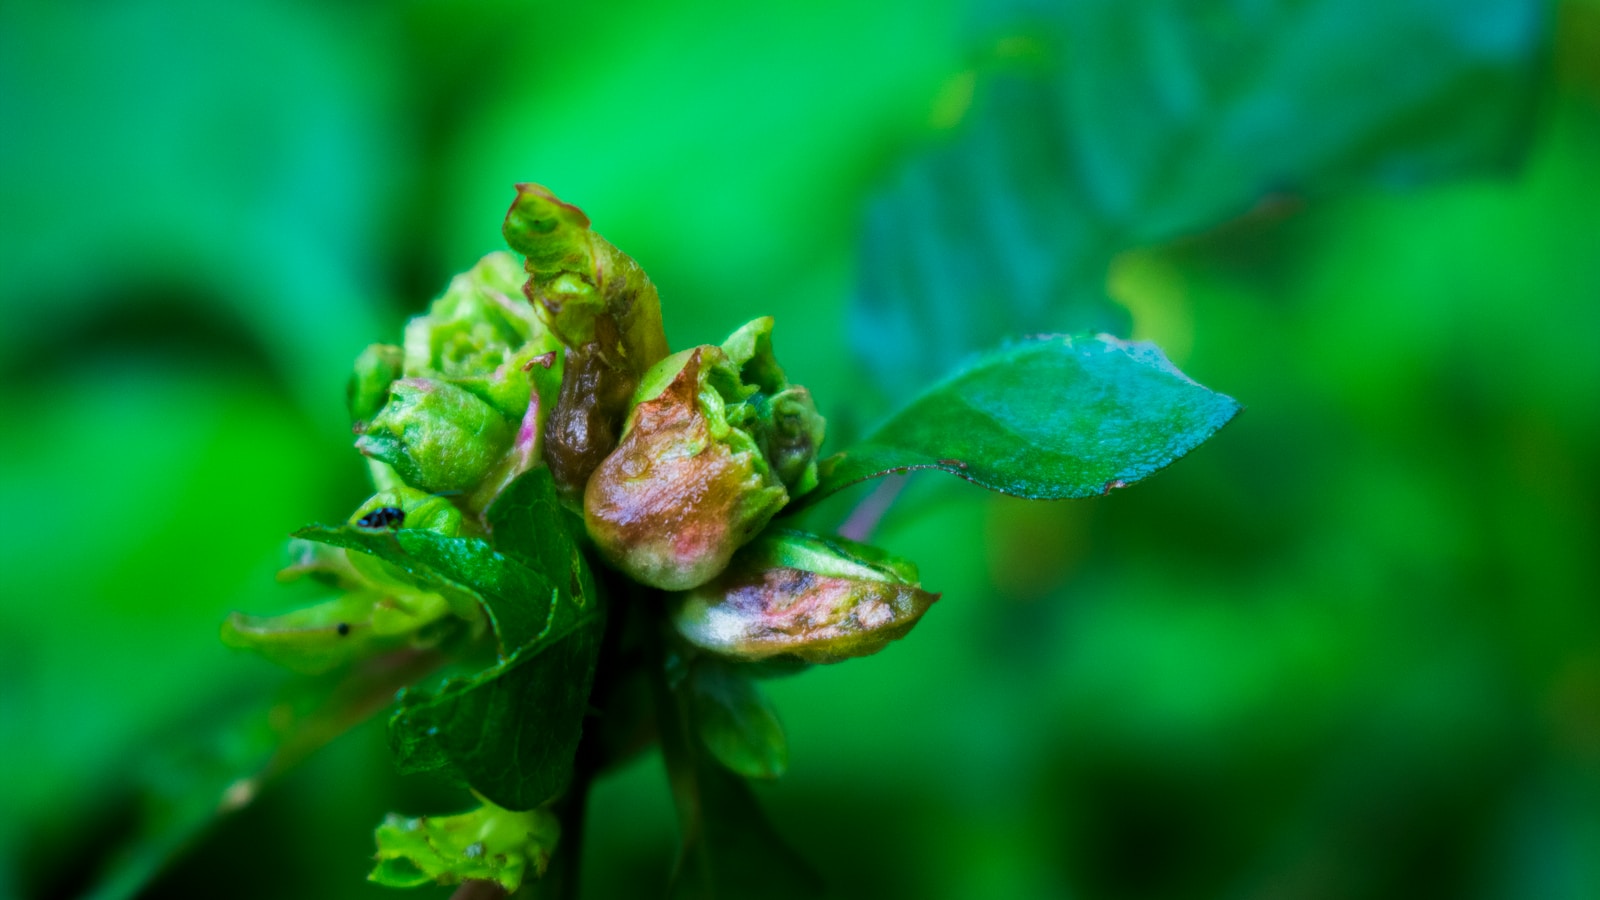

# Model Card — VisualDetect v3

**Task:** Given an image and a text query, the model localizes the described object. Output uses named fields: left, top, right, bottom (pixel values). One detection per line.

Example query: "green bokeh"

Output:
left=2, top=1, right=1597, bottom=899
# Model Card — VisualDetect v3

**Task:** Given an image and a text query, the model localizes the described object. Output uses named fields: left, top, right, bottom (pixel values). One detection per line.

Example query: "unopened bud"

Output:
left=356, top=378, right=514, bottom=493
left=669, top=529, right=939, bottom=664
left=584, top=319, right=826, bottom=589
left=402, top=252, right=562, bottom=422
left=348, top=343, right=404, bottom=428
left=584, top=347, right=788, bottom=590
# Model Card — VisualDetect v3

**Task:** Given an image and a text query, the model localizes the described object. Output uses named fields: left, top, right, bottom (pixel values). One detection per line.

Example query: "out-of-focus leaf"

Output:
left=79, top=650, right=446, bottom=900
left=369, top=801, right=560, bottom=892
left=659, top=657, right=821, bottom=900
left=854, top=0, right=1546, bottom=397
left=690, top=660, right=788, bottom=780
left=800, top=334, right=1240, bottom=506
left=220, top=590, right=453, bottom=675
left=385, top=470, right=605, bottom=812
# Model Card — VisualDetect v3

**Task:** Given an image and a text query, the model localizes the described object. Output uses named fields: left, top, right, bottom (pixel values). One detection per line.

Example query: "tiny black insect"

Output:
left=336, top=622, right=351, bottom=637
left=356, top=507, right=405, bottom=529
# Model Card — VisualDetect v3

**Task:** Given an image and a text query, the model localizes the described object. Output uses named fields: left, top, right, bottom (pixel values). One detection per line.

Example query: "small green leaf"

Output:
left=292, top=522, right=570, bottom=659
left=658, top=656, right=821, bottom=900
left=690, top=660, right=788, bottom=780
left=486, top=467, right=590, bottom=600
left=370, top=801, right=560, bottom=893
left=291, top=526, right=486, bottom=625
left=389, top=604, right=604, bottom=811
left=799, top=335, right=1240, bottom=507
left=382, top=474, right=606, bottom=811
left=220, top=590, right=449, bottom=675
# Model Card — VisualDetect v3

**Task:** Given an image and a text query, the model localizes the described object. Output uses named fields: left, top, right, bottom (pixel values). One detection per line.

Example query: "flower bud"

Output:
left=356, top=378, right=514, bottom=493
left=584, top=346, right=789, bottom=590
left=669, top=529, right=939, bottom=664
left=717, top=317, right=826, bottom=496
left=583, top=319, right=826, bottom=589
left=348, top=343, right=404, bottom=428
left=401, top=251, right=562, bottom=422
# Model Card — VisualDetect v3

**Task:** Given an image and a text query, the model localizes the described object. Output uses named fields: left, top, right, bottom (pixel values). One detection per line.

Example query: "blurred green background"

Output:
left=2, top=1, right=1597, bottom=898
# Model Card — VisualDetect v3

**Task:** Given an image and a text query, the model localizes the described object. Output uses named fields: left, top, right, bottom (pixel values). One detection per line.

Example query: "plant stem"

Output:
left=838, top=474, right=906, bottom=542
left=451, top=880, right=509, bottom=900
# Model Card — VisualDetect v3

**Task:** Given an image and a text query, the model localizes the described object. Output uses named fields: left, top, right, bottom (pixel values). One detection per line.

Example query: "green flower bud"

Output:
left=356, top=378, right=514, bottom=493
left=349, top=487, right=465, bottom=537
left=669, top=529, right=939, bottom=664
left=585, top=346, right=789, bottom=590
left=348, top=343, right=404, bottom=428
left=401, top=251, right=563, bottom=423
left=502, top=184, right=671, bottom=502
left=719, top=318, right=826, bottom=496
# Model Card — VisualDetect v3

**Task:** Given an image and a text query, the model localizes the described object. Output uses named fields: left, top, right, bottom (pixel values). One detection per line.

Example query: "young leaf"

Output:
left=658, top=655, right=821, bottom=900
left=690, top=660, right=788, bottom=780
left=290, top=526, right=487, bottom=626
left=854, top=0, right=1545, bottom=398
left=388, top=605, right=604, bottom=811
left=797, top=335, right=1240, bottom=507
left=385, top=472, right=606, bottom=811
left=220, top=590, right=449, bottom=675
left=79, top=649, right=447, bottom=900
left=370, top=801, right=560, bottom=893
left=486, top=467, right=588, bottom=599
left=292, top=522, right=572, bottom=660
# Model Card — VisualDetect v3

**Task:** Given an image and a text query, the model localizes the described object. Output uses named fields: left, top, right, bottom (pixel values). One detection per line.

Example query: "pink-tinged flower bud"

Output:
left=584, top=347, right=788, bottom=590
left=669, top=529, right=939, bottom=664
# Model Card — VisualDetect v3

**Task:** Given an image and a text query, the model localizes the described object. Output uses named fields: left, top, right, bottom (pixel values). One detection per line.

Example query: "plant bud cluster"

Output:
left=233, top=184, right=936, bottom=678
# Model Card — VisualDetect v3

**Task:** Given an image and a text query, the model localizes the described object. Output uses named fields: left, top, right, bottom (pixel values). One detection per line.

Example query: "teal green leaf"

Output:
left=799, top=335, right=1240, bottom=507
left=369, top=801, right=560, bottom=893
left=690, top=660, right=788, bottom=780
left=854, top=0, right=1545, bottom=397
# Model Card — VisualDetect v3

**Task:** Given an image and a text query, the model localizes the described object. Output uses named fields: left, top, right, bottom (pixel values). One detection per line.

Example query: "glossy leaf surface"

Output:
left=379, top=471, right=605, bottom=812
left=804, top=335, right=1241, bottom=505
